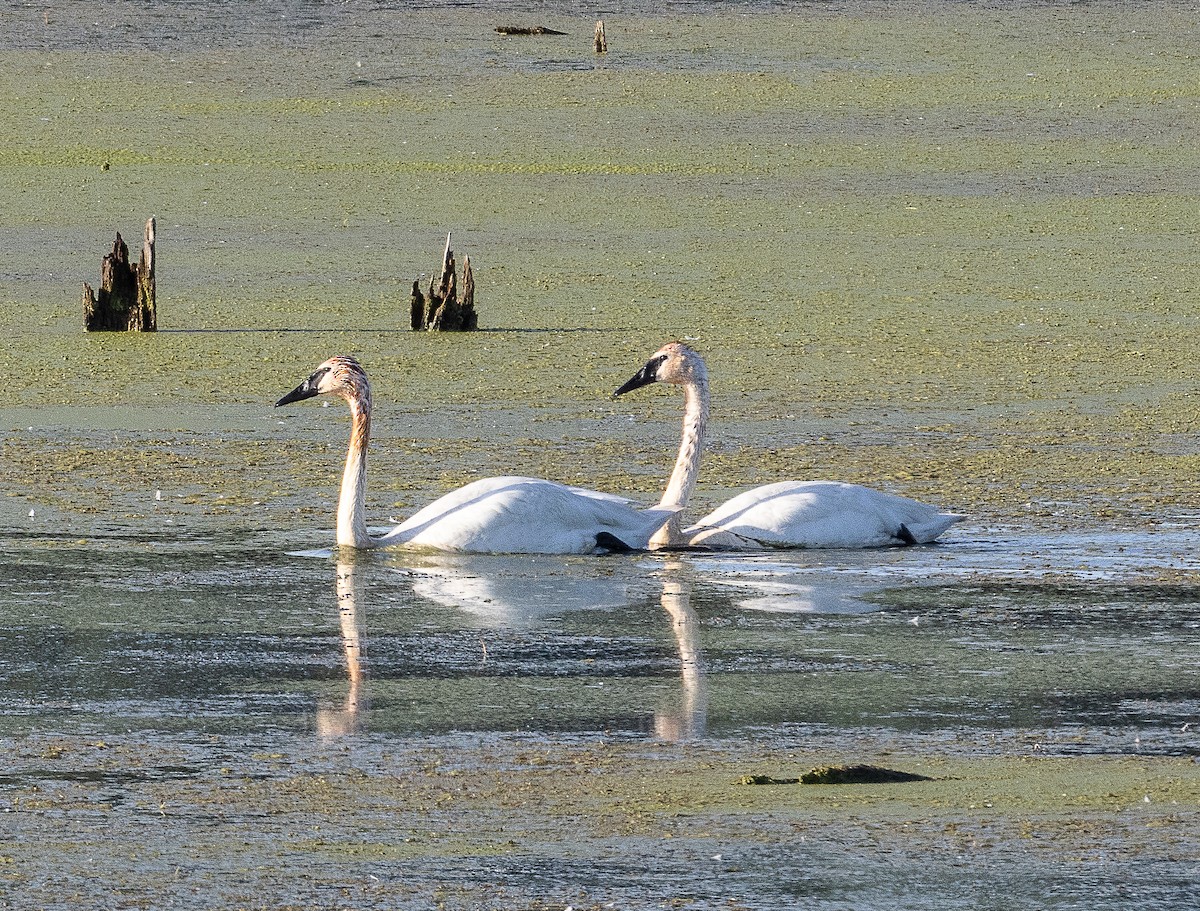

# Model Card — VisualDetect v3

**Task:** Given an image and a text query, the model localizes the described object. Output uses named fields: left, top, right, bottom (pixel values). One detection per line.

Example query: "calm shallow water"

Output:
left=3, top=524, right=1197, bottom=750
left=2, top=525, right=1198, bottom=909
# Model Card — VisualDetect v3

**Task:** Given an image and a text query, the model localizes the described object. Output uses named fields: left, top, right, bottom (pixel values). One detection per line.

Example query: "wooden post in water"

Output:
left=410, top=232, right=478, bottom=331
left=83, top=217, right=156, bottom=331
left=594, top=20, right=607, bottom=53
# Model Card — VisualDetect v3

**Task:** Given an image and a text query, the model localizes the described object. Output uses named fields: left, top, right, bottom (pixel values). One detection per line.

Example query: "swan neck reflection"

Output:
left=655, top=560, right=707, bottom=741
left=316, top=559, right=368, bottom=738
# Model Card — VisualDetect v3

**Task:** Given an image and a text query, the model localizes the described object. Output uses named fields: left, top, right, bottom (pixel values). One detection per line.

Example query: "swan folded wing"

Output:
left=562, top=484, right=684, bottom=548
left=377, top=476, right=677, bottom=554
left=564, top=485, right=637, bottom=505
left=692, top=480, right=961, bottom=549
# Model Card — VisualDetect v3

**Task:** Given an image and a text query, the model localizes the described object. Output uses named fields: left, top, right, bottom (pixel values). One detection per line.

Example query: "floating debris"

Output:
left=801, top=764, right=933, bottom=785
left=737, top=774, right=799, bottom=786
left=495, top=26, right=567, bottom=36
left=737, top=765, right=933, bottom=786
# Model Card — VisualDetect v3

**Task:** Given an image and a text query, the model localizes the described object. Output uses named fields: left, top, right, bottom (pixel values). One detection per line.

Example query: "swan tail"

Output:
left=897, top=513, right=963, bottom=545
left=684, top=524, right=760, bottom=550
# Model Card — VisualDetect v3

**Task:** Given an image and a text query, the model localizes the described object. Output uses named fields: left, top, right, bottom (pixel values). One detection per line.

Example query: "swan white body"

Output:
left=277, top=356, right=675, bottom=554
left=614, top=343, right=962, bottom=550
left=688, top=480, right=960, bottom=548
left=376, top=475, right=674, bottom=554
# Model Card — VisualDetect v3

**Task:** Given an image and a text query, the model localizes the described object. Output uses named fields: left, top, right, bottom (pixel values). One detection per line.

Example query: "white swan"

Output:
left=613, top=342, right=963, bottom=549
left=276, top=355, right=677, bottom=554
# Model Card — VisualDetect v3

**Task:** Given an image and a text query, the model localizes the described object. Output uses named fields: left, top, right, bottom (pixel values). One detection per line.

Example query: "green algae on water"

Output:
left=3, top=5, right=1200, bottom=535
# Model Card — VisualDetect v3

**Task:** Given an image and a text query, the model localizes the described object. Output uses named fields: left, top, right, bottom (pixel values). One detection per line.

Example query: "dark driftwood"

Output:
left=83, top=217, right=156, bottom=332
left=410, top=233, right=477, bottom=332
left=495, top=25, right=567, bottom=36
left=738, top=765, right=933, bottom=786
left=594, top=20, right=607, bottom=53
left=800, top=764, right=932, bottom=785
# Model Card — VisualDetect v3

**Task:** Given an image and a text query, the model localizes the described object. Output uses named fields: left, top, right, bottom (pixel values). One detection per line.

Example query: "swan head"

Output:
left=276, top=355, right=371, bottom=409
left=613, top=342, right=706, bottom=397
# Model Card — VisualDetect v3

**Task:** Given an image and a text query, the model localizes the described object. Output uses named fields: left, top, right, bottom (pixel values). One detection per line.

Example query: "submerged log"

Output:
left=800, top=765, right=933, bottom=785
left=410, top=233, right=478, bottom=332
left=594, top=20, right=607, bottom=53
left=737, top=765, right=933, bottom=786
left=83, top=217, right=156, bottom=331
left=495, top=25, right=567, bottom=36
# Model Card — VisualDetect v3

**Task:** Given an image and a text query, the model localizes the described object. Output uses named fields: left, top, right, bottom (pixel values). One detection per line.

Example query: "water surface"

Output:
left=3, top=524, right=1199, bottom=908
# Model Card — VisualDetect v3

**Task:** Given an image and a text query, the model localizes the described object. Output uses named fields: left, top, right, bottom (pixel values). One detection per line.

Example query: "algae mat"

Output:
left=4, top=733, right=1198, bottom=909
left=0, top=1, right=1198, bottom=532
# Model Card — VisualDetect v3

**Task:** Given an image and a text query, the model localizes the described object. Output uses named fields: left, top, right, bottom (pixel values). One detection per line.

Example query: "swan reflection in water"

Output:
left=653, top=559, right=707, bottom=741
left=401, top=553, right=640, bottom=625
left=312, top=551, right=881, bottom=740
left=693, top=552, right=894, bottom=615
left=315, top=559, right=369, bottom=738
left=401, top=553, right=709, bottom=740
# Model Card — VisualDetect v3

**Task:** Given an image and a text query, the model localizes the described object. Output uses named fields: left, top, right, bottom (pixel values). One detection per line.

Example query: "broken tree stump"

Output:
left=83, top=217, right=156, bottom=331
left=410, top=233, right=478, bottom=332
left=594, top=20, right=607, bottom=53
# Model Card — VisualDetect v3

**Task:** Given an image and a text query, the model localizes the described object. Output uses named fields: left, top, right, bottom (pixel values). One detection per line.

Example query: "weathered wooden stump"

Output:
left=410, top=233, right=478, bottom=332
left=83, top=217, right=156, bottom=331
left=594, top=20, right=607, bottom=53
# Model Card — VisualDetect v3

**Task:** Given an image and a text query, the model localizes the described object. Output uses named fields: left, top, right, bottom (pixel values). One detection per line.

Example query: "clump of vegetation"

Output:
left=800, top=764, right=933, bottom=785
left=738, top=765, right=932, bottom=785
left=736, top=774, right=799, bottom=786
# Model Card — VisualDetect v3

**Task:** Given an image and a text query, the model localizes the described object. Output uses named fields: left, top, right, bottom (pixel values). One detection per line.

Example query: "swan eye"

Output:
left=652, top=354, right=669, bottom=377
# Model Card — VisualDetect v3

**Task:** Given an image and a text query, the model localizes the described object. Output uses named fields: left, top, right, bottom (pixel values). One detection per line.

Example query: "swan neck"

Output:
left=652, top=374, right=708, bottom=548
left=337, top=395, right=376, bottom=549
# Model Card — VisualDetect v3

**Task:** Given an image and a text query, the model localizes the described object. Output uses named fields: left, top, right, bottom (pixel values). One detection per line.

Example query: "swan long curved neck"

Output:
left=338, top=394, right=376, bottom=549
left=661, top=376, right=708, bottom=508
left=652, top=372, right=709, bottom=547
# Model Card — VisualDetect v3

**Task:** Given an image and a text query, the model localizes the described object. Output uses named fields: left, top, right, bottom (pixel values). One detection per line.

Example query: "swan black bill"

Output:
left=275, top=379, right=320, bottom=407
left=613, top=360, right=660, bottom=398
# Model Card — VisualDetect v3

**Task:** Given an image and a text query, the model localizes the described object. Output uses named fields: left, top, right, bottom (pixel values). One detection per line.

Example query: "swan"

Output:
left=613, top=342, right=963, bottom=549
left=276, top=355, right=677, bottom=554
